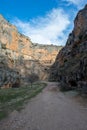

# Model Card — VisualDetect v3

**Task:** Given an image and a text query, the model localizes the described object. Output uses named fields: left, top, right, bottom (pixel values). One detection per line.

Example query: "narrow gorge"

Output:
left=0, top=2, right=87, bottom=130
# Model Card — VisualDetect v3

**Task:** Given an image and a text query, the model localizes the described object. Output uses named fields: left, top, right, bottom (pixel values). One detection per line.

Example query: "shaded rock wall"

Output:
left=50, top=5, right=87, bottom=93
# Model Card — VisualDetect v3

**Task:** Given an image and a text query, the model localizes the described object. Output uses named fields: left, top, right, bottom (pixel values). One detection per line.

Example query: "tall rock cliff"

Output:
left=0, top=14, right=62, bottom=88
left=50, top=5, right=87, bottom=93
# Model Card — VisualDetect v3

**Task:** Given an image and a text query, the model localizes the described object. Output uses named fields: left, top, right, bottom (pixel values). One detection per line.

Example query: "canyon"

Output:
left=0, top=3, right=87, bottom=130
left=0, top=4, right=87, bottom=92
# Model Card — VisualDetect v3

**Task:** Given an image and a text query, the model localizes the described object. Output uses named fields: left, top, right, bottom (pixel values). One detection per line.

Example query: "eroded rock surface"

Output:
left=0, top=15, right=62, bottom=88
left=50, top=5, right=87, bottom=93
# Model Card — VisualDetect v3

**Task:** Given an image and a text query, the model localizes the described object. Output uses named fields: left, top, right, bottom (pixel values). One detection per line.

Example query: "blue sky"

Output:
left=0, top=0, right=87, bottom=45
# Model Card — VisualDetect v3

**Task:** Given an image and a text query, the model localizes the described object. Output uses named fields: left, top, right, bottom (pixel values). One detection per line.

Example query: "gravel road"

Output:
left=0, top=82, right=87, bottom=130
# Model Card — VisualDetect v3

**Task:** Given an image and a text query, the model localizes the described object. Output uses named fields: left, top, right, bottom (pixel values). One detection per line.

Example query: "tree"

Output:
left=28, top=73, right=39, bottom=87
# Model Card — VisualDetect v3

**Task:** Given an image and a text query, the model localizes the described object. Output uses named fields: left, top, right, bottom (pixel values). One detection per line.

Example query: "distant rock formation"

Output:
left=50, top=5, right=87, bottom=93
left=0, top=14, right=62, bottom=88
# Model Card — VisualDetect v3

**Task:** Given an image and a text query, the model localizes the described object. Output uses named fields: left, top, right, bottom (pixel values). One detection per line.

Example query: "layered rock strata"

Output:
left=0, top=15, right=62, bottom=88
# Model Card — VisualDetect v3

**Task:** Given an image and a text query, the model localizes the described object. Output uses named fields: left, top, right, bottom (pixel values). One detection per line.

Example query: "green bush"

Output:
left=59, top=82, right=73, bottom=92
left=2, top=44, right=6, bottom=49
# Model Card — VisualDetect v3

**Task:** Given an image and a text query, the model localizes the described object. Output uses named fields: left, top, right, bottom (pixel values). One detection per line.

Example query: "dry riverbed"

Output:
left=0, top=82, right=87, bottom=130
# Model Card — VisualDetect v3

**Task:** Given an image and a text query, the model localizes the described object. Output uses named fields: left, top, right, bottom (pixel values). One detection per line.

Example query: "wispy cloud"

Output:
left=63, top=0, right=87, bottom=8
left=11, top=8, right=70, bottom=45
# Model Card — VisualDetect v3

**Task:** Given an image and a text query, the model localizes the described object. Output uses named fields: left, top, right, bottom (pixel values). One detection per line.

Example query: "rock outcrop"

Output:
left=50, top=5, right=87, bottom=93
left=0, top=14, right=62, bottom=88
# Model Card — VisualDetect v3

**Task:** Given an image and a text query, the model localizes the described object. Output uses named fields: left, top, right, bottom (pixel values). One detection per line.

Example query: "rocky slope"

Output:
left=50, top=5, right=87, bottom=93
left=0, top=14, right=62, bottom=88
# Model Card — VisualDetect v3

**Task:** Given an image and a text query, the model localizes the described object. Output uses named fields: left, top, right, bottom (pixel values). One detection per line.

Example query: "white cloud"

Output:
left=63, top=0, right=87, bottom=8
left=12, top=8, right=70, bottom=45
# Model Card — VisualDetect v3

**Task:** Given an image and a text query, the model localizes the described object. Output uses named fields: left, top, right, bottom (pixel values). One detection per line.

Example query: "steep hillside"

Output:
left=50, top=5, right=87, bottom=93
left=0, top=14, right=62, bottom=88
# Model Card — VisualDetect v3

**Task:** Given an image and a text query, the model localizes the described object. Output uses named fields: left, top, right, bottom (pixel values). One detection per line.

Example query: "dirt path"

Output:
left=0, top=82, right=87, bottom=130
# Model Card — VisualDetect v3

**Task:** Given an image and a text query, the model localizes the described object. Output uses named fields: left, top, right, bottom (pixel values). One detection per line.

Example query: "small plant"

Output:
left=28, top=73, right=39, bottom=87
left=2, top=44, right=6, bottom=49
left=79, top=35, right=83, bottom=40
left=59, top=82, right=73, bottom=92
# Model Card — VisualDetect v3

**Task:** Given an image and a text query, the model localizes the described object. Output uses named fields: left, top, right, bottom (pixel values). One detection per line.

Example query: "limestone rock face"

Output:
left=0, top=51, right=20, bottom=88
left=50, top=5, right=87, bottom=93
left=0, top=15, right=62, bottom=88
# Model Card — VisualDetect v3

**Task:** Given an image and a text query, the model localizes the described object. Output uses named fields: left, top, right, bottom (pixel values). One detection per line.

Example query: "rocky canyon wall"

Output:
left=0, top=14, right=62, bottom=88
left=50, top=5, right=87, bottom=93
